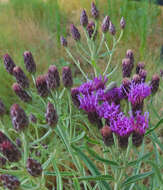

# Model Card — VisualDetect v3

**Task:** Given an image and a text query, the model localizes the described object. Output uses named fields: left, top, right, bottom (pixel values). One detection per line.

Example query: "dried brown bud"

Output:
left=26, top=158, right=42, bottom=177
left=71, top=87, right=80, bottom=107
left=126, top=49, right=134, bottom=69
left=136, top=62, right=145, bottom=74
left=150, top=74, right=160, bottom=94
left=122, top=58, right=133, bottom=78
left=45, top=102, right=58, bottom=127
left=132, top=74, right=141, bottom=84
left=132, top=131, right=144, bottom=147
left=120, top=17, right=125, bottom=29
left=13, top=66, right=29, bottom=89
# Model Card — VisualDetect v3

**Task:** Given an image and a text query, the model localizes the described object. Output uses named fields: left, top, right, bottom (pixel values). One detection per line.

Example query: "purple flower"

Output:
left=111, top=113, right=133, bottom=137
left=97, top=101, right=120, bottom=120
left=78, top=92, right=98, bottom=112
left=131, top=112, right=149, bottom=135
left=128, top=82, right=151, bottom=105
left=78, top=76, right=107, bottom=95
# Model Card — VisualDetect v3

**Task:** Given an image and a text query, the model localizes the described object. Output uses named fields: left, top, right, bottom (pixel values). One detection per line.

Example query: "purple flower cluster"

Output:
left=73, top=74, right=151, bottom=148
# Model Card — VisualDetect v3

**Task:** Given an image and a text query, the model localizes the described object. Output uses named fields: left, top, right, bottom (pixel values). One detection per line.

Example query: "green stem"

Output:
left=97, top=33, right=105, bottom=55
left=65, top=48, right=88, bottom=80
left=77, top=42, right=90, bottom=57
left=21, top=132, right=28, bottom=166
left=68, top=91, right=72, bottom=140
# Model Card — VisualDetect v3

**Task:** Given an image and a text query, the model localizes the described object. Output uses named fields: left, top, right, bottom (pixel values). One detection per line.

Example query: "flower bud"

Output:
left=45, top=102, right=58, bottom=127
left=0, top=99, right=6, bottom=118
left=71, top=87, right=80, bottom=107
left=136, top=62, right=145, bottom=74
left=60, top=36, right=67, bottom=47
left=10, top=104, right=29, bottom=131
left=118, top=135, right=129, bottom=149
left=70, top=24, right=81, bottom=41
left=13, top=66, right=29, bottom=89
left=120, top=17, right=125, bottom=29
left=120, top=78, right=131, bottom=99
left=16, top=138, right=22, bottom=148
left=26, top=158, right=42, bottom=177
left=100, top=125, right=114, bottom=146
left=0, top=140, right=21, bottom=162
left=80, top=9, right=88, bottom=27
left=0, top=157, right=7, bottom=166
left=23, top=51, right=36, bottom=74
left=87, top=111, right=102, bottom=129
left=86, top=21, right=97, bottom=40
left=12, top=83, right=32, bottom=102
left=109, top=22, right=116, bottom=35
left=36, top=75, right=49, bottom=97
left=29, top=113, right=37, bottom=124
left=139, top=69, right=147, bottom=83
left=46, top=65, right=60, bottom=90
left=101, top=16, right=110, bottom=33
left=150, top=74, right=160, bottom=94
left=132, top=74, right=141, bottom=84
left=62, top=66, right=73, bottom=88
left=122, top=58, right=133, bottom=77
left=132, top=131, right=144, bottom=147
left=91, top=2, right=99, bottom=19
left=126, top=49, right=134, bottom=69
left=3, top=54, right=16, bottom=75
left=0, top=174, right=20, bottom=190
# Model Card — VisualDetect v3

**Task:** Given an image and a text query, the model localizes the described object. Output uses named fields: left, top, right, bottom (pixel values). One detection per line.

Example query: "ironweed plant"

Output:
left=0, top=2, right=162, bottom=190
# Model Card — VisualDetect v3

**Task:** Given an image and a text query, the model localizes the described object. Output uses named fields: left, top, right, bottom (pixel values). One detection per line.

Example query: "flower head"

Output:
left=111, top=113, right=133, bottom=137
left=80, top=9, right=88, bottom=27
left=3, top=54, right=16, bottom=75
left=128, top=82, right=151, bottom=105
left=91, top=2, right=99, bottom=19
left=23, top=51, right=36, bottom=74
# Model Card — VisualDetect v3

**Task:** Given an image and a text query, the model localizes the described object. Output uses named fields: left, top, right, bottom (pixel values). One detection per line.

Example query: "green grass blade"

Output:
left=52, top=160, right=63, bottom=190
left=75, top=175, right=114, bottom=181
left=145, top=119, right=163, bottom=136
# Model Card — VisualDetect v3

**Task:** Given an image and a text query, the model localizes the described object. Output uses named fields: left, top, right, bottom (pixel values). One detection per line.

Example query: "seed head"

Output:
left=10, top=104, right=29, bottom=131
left=46, top=65, right=60, bottom=90
left=3, top=54, right=16, bottom=75
left=0, top=99, right=6, bottom=118
left=60, top=36, right=67, bottom=47
left=70, top=24, right=81, bottom=41
left=80, top=9, right=88, bottom=27
left=120, top=17, right=125, bottom=29
left=109, top=22, right=116, bottom=35
left=12, top=83, right=32, bottom=102
left=91, top=2, right=99, bottom=19
left=0, top=174, right=20, bottom=190
left=26, top=158, right=42, bottom=177
left=150, top=74, right=160, bottom=94
left=13, top=66, right=29, bottom=89
left=101, top=16, right=110, bottom=33
left=23, top=51, right=36, bottom=74
left=45, top=102, right=58, bottom=127
left=36, top=75, right=49, bottom=97
left=62, top=66, right=73, bottom=87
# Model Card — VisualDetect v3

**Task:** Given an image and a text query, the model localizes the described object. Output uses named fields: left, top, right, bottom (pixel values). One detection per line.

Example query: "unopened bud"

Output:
left=91, top=2, right=99, bottom=19
left=3, top=54, right=16, bottom=75
left=126, top=49, right=134, bottom=69
left=23, top=51, right=36, bottom=74
left=80, top=9, right=88, bottom=27
left=122, top=58, right=133, bottom=78
left=150, top=74, right=160, bottom=94
left=120, top=17, right=125, bottom=29
left=45, top=102, right=58, bottom=127
left=36, top=75, right=49, bottom=97
left=139, top=69, right=147, bottom=83
left=0, top=99, right=6, bottom=118
left=86, top=21, right=97, bottom=40
left=71, top=87, right=80, bottom=107
left=101, top=16, right=110, bottom=33
left=70, top=24, right=81, bottom=41
left=62, top=66, right=73, bottom=88
left=109, top=22, right=116, bottom=35
left=26, top=158, right=42, bottom=177
left=136, top=62, right=145, bottom=74
left=60, top=36, right=67, bottom=47
left=0, top=174, right=20, bottom=190
left=13, top=66, right=29, bottom=89
left=132, top=74, right=141, bottom=84
left=100, top=125, right=114, bottom=146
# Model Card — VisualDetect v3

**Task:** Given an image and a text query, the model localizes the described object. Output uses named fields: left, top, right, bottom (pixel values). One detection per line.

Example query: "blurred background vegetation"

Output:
left=0, top=0, right=162, bottom=120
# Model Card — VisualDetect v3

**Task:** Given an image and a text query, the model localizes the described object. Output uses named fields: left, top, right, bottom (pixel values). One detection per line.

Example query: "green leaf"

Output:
left=71, top=145, right=111, bottom=190
left=146, top=161, right=163, bottom=184
left=122, top=171, right=154, bottom=186
left=73, top=178, right=81, bottom=190
left=127, top=152, right=152, bottom=166
left=76, top=175, right=113, bottom=181
left=145, top=119, right=163, bottom=136
left=52, top=160, right=63, bottom=190
left=85, top=135, right=100, bottom=145
left=150, top=132, right=163, bottom=152
left=44, top=171, right=74, bottom=177
left=86, top=146, right=119, bottom=167
left=71, top=131, right=85, bottom=144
